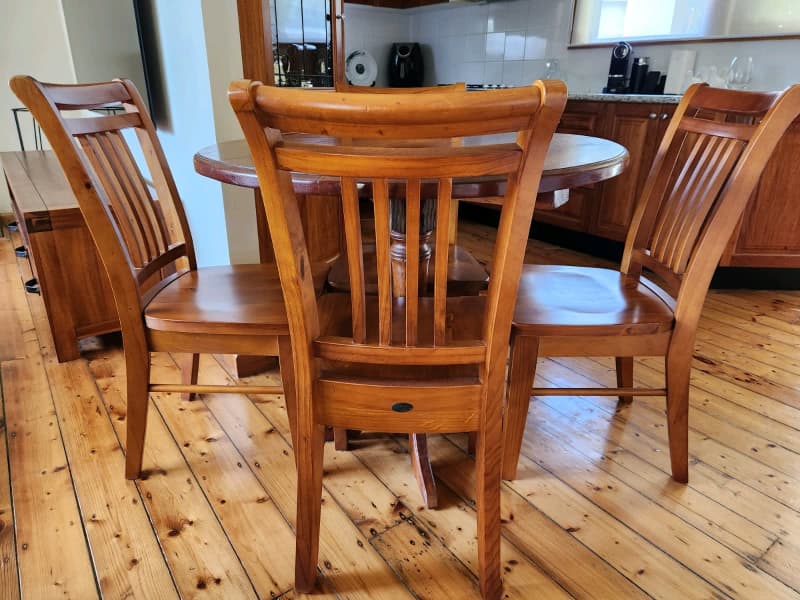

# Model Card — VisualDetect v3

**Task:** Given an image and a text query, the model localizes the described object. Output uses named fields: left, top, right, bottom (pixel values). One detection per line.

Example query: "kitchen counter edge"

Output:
left=568, top=92, right=682, bottom=104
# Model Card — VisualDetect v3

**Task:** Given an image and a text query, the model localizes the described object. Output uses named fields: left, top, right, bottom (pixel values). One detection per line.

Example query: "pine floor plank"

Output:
left=533, top=363, right=800, bottom=543
left=0, top=264, right=25, bottom=361
left=522, top=398, right=773, bottom=559
left=758, top=538, right=800, bottom=593
left=3, top=358, right=99, bottom=599
left=87, top=349, right=259, bottom=599
left=550, top=355, right=800, bottom=480
left=0, top=366, right=20, bottom=600
left=45, top=359, right=178, bottom=599
left=518, top=418, right=796, bottom=599
left=430, top=437, right=655, bottom=599
left=371, top=518, right=481, bottom=598
left=354, top=436, right=573, bottom=599
left=535, top=359, right=800, bottom=514
left=147, top=352, right=297, bottom=599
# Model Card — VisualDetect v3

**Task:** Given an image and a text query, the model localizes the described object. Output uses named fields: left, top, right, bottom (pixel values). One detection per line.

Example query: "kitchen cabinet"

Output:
left=535, top=99, right=675, bottom=241
left=538, top=98, right=800, bottom=269
left=721, top=118, right=800, bottom=267
left=592, top=103, right=674, bottom=240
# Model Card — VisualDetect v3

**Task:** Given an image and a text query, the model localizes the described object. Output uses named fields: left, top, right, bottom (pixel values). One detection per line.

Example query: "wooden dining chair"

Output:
left=502, top=83, right=800, bottom=484
left=10, top=76, right=326, bottom=479
left=231, top=80, right=566, bottom=598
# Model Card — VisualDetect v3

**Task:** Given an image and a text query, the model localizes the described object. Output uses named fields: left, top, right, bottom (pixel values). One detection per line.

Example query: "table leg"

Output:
left=231, top=190, right=278, bottom=378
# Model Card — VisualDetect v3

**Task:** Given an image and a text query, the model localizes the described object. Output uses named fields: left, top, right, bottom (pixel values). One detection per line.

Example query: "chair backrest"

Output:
left=621, top=83, right=800, bottom=321
left=11, top=77, right=196, bottom=345
left=231, top=80, right=565, bottom=394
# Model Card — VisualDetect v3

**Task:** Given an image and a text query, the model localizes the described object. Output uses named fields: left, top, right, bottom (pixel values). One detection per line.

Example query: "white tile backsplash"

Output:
left=345, top=1, right=800, bottom=92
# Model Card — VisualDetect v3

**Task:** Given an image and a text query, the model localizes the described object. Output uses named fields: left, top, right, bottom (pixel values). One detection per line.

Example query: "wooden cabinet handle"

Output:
left=648, top=112, right=657, bottom=119
left=661, top=113, right=670, bottom=119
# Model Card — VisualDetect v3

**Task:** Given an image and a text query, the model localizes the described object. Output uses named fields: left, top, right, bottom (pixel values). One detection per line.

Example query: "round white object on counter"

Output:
left=345, top=50, right=377, bottom=87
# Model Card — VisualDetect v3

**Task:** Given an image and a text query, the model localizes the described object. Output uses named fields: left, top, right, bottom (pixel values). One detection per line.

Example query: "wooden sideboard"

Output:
left=536, top=99, right=800, bottom=268
left=2, top=151, right=119, bottom=361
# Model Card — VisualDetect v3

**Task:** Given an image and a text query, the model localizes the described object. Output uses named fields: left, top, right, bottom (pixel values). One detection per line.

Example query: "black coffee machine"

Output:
left=388, top=43, right=424, bottom=87
left=605, top=41, right=632, bottom=93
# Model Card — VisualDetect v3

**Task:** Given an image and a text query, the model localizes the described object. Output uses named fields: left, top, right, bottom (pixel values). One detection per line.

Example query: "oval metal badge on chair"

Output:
left=391, top=402, right=414, bottom=413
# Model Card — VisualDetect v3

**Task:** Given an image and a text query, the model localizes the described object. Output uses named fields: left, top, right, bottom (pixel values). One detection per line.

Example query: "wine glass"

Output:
left=727, top=56, right=753, bottom=90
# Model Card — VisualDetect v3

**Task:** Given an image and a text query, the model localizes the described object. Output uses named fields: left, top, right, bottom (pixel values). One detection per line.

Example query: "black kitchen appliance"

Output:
left=388, top=43, right=424, bottom=87
left=629, top=56, right=649, bottom=93
left=605, top=41, right=632, bottom=93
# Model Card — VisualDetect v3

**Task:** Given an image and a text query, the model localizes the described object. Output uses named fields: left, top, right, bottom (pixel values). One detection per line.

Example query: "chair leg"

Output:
left=278, top=336, right=298, bottom=452
left=125, top=350, right=151, bottom=480
left=476, top=417, right=503, bottom=598
left=179, top=353, right=200, bottom=401
left=665, top=352, right=690, bottom=483
left=333, top=427, right=349, bottom=451
left=615, top=357, right=633, bottom=404
left=501, top=334, right=539, bottom=480
left=294, top=422, right=326, bottom=593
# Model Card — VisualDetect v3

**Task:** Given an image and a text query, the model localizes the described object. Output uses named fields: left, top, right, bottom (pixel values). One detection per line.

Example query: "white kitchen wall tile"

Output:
left=486, top=32, right=506, bottom=60
left=504, top=32, right=525, bottom=61
left=484, top=61, right=503, bottom=83
left=461, top=61, right=485, bottom=83
left=501, top=61, right=524, bottom=86
left=525, top=34, right=547, bottom=60
left=490, top=0, right=530, bottom=32
left=464, top=34, right=486, bottom=62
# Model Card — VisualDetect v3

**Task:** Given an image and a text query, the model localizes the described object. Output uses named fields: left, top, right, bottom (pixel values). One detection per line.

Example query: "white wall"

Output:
left=135, top=0, right=230, bottom=266
left=200, top=0, right=261, bottom=264
left=0, top=0, right=76, bottom=213
left=60, top=0, right=149, bottom=100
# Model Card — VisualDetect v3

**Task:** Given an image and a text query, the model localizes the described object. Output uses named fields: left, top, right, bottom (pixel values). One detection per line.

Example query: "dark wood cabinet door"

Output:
left=535, top=101, right=605, bottom=232
left=724, top=117, right=800, bottom=267
left=591, top=103, right=666, bottom=241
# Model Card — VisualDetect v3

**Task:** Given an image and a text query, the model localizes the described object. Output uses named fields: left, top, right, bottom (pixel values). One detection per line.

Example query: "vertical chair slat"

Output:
left=651, top=134, right=714, bottom=263
left=341, top=176, right=366, bottom=343
left=79, top=134, right=146, bottom=267
left=672, top=138, right=745, bottom=272
left=405, top=178, right=421, bottom=346
left=373, top=178, right=393, bottom=346
left=103, top=130, right=163, bottom=261
left=656, top=135, right=722, bottom=266
left=93, top=131, right=155, bottom=263
left=433, top=178, right=453, bottom=345
left=110, top=130, right=170, bottom=255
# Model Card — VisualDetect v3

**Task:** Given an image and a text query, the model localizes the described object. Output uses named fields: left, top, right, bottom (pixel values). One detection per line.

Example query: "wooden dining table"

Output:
left=194, top=132, right=628, bottom=508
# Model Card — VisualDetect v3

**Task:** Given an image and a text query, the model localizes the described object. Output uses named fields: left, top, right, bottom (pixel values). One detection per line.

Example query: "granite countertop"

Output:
left=568, top=92, right=683, bottom=104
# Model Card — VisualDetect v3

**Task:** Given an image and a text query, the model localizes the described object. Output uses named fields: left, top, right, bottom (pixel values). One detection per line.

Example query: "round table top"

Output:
left=194, top=133, right=629, bottom=196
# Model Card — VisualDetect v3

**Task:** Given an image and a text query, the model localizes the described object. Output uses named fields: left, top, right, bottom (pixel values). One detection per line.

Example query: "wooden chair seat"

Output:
left=512, top=265, right=674, bottom=336
left=144, top=263, right=328, bottom=335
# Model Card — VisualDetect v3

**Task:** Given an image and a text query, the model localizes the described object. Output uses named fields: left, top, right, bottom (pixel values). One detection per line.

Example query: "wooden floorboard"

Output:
left=1, top=224, right=799, bottom=599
